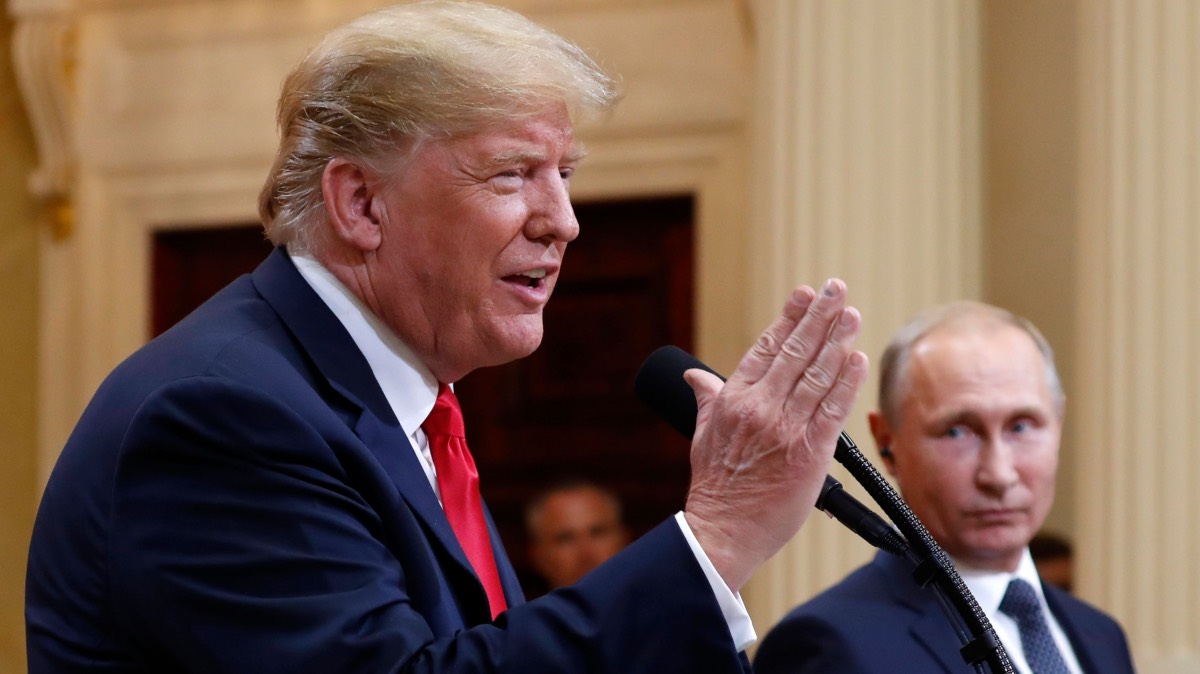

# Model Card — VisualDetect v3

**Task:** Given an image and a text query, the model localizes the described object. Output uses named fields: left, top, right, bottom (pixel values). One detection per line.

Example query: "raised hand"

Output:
left=683, top=280, right=869, bottom=591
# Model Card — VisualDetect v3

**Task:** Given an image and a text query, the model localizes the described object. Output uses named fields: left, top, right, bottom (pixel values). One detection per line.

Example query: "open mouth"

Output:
left=505, top=269, right=547, bottom=289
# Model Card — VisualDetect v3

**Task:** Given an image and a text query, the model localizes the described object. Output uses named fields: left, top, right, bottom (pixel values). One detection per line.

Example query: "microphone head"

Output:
left=634, top=345, right=724, bottom=440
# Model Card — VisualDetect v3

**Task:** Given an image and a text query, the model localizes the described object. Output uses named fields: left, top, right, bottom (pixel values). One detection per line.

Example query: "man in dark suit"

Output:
left=25, top=2, right=870, bottom=672
left=754, top=301, right=1136, bottom=673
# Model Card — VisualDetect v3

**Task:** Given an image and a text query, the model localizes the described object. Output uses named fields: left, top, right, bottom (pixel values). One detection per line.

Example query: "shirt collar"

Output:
left=288, top=250, right=438, bottom=436
left=954, top=547, right=1044, bottom=617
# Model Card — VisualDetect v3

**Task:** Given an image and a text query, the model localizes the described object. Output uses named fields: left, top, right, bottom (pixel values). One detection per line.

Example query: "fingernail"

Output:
left=822, top=279, right=837, bottom=297
left=840, top=308, right=855, bottom=327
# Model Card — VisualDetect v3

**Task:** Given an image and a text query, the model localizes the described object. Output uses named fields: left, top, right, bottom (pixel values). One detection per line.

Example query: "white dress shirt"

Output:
left=957, top=549, right=1084, bottom=674
left=289, top=251, right=755, bottom=650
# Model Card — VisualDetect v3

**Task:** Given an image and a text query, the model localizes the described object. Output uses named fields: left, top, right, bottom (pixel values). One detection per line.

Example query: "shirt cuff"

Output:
left=673, top=511, right=757, bottom=652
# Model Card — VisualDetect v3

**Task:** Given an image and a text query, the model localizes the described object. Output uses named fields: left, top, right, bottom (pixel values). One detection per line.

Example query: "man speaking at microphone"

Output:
left=754, top=301, right=1135, bottom=674
left=25, top=2, right=870, bottom=672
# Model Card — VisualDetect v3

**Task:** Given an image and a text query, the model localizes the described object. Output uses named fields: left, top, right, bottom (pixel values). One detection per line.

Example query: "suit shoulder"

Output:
left=1045, top=584, right=1128, bottom=633
left=755, top=562, right=913, bottom=674
left=761, top=560, right=905, bottom=646
left=1044, top=585, right=1137, bottom=672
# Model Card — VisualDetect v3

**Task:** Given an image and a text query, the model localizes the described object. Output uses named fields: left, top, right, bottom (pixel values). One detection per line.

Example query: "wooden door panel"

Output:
left=152, top=226, right=275, bottom=337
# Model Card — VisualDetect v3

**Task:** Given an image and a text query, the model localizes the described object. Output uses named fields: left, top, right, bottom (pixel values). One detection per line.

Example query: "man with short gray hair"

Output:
left=755, top=301, right=1135, bottom=674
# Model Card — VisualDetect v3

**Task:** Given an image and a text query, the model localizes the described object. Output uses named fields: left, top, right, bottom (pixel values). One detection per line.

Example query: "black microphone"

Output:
left=634, top=345, right=908, bottom=556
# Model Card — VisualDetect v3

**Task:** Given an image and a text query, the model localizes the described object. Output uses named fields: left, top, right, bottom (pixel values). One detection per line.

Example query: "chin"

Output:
left=485, top=321, right=544, bottom=365
left=970, top=538, right=1029, bottom=563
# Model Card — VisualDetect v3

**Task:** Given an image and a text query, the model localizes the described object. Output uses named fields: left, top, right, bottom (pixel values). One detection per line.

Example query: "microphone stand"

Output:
left=833, top=432, right=1015, bottom=674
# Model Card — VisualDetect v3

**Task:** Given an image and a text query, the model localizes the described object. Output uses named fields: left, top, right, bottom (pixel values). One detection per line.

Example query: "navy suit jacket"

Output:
left=753, top=550, right=1136, bottom=673
left=27, top=248, right=747, bottom=673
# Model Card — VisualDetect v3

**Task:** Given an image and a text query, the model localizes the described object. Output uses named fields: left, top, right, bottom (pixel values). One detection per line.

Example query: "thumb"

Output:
left=683, top=368, right=725, bottom=418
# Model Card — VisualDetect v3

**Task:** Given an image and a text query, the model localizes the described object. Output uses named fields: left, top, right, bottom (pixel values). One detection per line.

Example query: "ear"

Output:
left=321, top=158, right=384, bottom=252
left=868, top=410, right=897, bottom=474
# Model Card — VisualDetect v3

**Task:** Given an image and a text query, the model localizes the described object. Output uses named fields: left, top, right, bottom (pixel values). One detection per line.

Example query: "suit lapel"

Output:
left=250, top=248, right=505, bottom=615
left=1043, top=583, right=1111, bottom=673
left=483, top=502, right=524, bottom=605
left=874, top=552, right=972, bottom=672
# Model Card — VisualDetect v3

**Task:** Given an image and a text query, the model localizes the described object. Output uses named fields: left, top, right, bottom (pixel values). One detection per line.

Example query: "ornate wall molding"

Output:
left=9, top=0, right=76, bottom=238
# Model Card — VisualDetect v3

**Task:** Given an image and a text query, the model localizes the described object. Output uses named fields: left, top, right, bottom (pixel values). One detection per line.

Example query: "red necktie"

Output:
left=422, top=383, right=507, bottom=619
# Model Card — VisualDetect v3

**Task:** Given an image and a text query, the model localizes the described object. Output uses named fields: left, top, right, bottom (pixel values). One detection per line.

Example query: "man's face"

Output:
left=529, top=488, right=629, bottom=589
left=368, top=107, right=582, bottom=381
left=873, top=324, right=1063, bottom=572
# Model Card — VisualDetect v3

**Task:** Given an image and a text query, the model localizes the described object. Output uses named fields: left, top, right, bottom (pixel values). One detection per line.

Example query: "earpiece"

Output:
left=879, top=446, right=892, bottom=459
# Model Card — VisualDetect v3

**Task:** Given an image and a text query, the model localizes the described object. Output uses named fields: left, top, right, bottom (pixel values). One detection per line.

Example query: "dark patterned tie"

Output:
left=422, top=383, right=507, bottom=619
left=999, top=578, right=1071, bottom=674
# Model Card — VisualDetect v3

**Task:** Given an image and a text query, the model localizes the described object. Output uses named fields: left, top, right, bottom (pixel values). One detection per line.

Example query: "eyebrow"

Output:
left=486, top=144, right=589, bottom=168
left=929, top=405, right=1048, bottom=430
left=928, top=409, right=981, bottom=431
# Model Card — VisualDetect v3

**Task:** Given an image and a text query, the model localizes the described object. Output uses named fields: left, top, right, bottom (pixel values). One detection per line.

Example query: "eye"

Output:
left=944, top=425, right=967, bottom=439
left=559, top=166, right=575, bottom=181
left=489, top=170, right=524, bottom=192
left=935, top=423, right=981, bottom=449
left=1008, top=416, right=1042, bottom=438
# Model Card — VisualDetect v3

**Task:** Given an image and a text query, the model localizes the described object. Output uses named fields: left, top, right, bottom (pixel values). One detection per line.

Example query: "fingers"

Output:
left=780, top=302, right=861, bottom=424
left=732, top=278, right=865, bottom=454
left=803, top=350, right=870, bottom=452
left=762, top=279, right=850, bottom=396
left=732, top=286, right=817, bottom=385
left=743, top=279, right=851, bottom=401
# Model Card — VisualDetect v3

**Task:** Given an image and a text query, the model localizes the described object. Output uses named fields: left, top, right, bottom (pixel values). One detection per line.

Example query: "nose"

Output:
left=525, top=172, right=579, bottom=244
left=976, top=438, right=1020, bottom=495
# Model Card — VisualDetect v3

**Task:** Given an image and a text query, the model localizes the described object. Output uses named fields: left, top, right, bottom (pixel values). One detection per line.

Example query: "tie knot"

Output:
left=1000, top=578, right=1043, bottom=621
left=423, top=383, right=465, bottom=438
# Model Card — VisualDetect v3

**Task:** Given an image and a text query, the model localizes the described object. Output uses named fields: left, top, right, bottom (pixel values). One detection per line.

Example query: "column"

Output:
left=742, top=0, right=983, bottom=632
left=1076, top=1, right=1200, bottom=670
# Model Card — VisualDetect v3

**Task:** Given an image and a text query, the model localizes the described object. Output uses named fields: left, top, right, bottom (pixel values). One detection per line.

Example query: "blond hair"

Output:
left=259, top=1, right=620, bottom=252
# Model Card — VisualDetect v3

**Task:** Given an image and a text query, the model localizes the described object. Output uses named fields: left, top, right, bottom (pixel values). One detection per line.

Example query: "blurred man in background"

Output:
left=1030, top=531, right=1075, bottom=594
left=525, top=478, right=630, bottom=590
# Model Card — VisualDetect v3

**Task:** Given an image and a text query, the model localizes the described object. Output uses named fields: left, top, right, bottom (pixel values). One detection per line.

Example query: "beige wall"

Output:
left=981, top=0, right=1080, bottom=537
left=0, top=10, right=38, bottom=673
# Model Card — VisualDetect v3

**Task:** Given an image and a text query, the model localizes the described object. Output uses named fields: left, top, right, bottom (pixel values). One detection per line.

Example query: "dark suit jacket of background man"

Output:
left=753, top=550, right=1136, bottom=674
left=26, top=248, right=747, bottom=673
